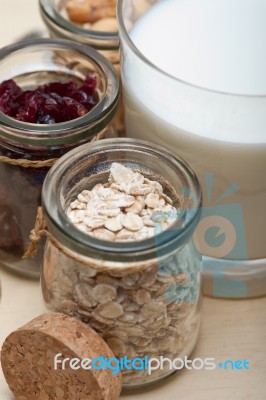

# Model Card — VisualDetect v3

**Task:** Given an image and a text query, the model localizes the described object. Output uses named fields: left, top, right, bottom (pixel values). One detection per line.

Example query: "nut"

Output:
left=92, top=17, right=118, bottom=32
left=66, top=0, right=117, bottom=24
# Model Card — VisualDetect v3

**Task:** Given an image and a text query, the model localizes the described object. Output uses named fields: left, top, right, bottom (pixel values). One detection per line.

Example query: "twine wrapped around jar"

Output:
left=0, top=157, right=58, bottom=169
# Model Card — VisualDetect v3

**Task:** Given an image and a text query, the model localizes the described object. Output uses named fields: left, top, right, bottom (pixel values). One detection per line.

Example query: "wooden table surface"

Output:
left=0, top=1, right=266, bottom=399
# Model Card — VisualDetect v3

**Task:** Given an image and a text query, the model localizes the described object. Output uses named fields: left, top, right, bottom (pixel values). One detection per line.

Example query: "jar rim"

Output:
left=42, top=138, right=202, bottom=262
left=39, top=0, right=119, bottom=48
left=0, top=39, right=120, bottom=147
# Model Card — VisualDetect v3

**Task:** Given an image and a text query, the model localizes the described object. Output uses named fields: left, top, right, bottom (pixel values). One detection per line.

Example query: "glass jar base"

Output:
left=202, top=256, right=266, bottom=298
left=0, top=259, right=40, bottom=279
left=121, top=319, right=201, bottom=390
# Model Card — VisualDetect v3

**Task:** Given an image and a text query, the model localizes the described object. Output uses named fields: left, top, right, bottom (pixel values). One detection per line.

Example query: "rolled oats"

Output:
left=84, top=216, right=107, bottom=229
left=98, top=207, right=121, bottom=218
left=142, top=215, right=155, bottom=227
left=77, top=190, right=92, bottom=203
left=116, top=287, right=126, bottom=304
left=125, top=200, right=143, bottom=214
left=115, top=229, right=136, bottom=241
left=91, top=284, right=117, bottom=304
left=119, top=312, right=138, bottom=324
left=96, top=302, right=124, bottom=319
left=79, top=268, right=97, bottom=279
left=135, top=289, right=151, bottom=305
left=124, top=302, right=140, bottom=312
left=67, top=163, right=178, bottom=243
left=92, top=228, right=116, bottom=241
left=121, top=213, right=144, bottom=232
left=141, top=302, right=167, bottom=319
left=105, top=216, right=123, bottom=232
left=91, top=311, right=115, bottom=327
left=145, top=193, right=160, bottom=209
left=73, top=283, right=97, bottom=309
left=70, top=200, right=86, bottom=210
left=96, top=275, right=119, bottom=287
left=107, top=329, right=128, bottom=342
left=106, top=338, right=126, bottom=357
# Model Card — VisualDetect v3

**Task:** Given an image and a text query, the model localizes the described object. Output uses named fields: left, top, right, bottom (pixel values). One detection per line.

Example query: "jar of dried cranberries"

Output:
left=0, top=39, right=120, bottom=278
left=39, top=0, right=124, bottom=133
left=41, top=138, right=202, bottom=388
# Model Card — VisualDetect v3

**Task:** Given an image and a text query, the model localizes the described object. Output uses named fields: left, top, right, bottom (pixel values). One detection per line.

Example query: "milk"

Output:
left=121, top=0, right=266, bottom=262
left=131, top=0, right=266, bottom=97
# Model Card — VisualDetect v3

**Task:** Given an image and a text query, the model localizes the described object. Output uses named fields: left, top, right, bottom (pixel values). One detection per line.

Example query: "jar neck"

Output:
left=0, top=104, right=118, bottom=150
left=0, top=39, right=120, bottom=148
left=42, top=138, right=202, bottom=263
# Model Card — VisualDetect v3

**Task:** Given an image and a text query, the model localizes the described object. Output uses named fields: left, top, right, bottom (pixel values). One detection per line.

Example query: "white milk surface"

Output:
left=131, top=0, right=266, bottom=95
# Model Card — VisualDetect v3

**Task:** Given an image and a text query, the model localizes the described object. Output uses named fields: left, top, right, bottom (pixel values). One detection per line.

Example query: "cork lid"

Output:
left=0, top=313, right=122, bottom=400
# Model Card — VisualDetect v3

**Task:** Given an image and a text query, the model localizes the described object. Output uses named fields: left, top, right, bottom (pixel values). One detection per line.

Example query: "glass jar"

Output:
left=0, top=38, right=119, bottom=278
left=39, top=0, right=124, bottom=133
left=117, top=0, right=266, bottom=298
left=39, top=0, right=119, bottom=58
left=41, top=138, right=202, bottom=388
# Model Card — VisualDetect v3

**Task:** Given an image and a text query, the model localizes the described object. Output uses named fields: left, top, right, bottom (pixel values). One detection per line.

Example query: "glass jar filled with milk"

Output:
left=117, top=0, right=266, bottom=298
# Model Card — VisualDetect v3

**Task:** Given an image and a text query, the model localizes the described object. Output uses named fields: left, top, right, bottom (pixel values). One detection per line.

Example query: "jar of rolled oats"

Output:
left=0, top=39, right=119, bottom=278
left=41, top=138, right=202, bottom=388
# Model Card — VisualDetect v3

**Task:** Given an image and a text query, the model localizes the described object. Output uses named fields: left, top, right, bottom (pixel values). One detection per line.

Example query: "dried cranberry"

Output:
left=0, top=79, right=22, bottom=98
left=40, top=80, right=77, bottom=96
left=81, top=73, right=97, bottom=95
left=68, top=90, right=96, bottom=111
left=16, top=92, right=39, bottom=123
left=0, top=80, right=23, bottom=117
left=62, top=97, right=88, bottom=120
left=41, top=93, right=61, bottom=121
left=49, top=92, right=64, bottom=107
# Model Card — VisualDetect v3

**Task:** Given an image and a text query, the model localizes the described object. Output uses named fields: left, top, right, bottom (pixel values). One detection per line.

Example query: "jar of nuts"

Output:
left=0, top=39, right=119, bottom=278
left=41, top=138, right=202, bottom=388
left=39, top=0, right=119, bottom=64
